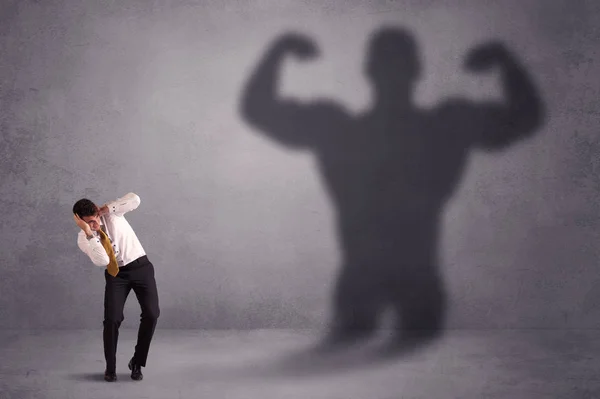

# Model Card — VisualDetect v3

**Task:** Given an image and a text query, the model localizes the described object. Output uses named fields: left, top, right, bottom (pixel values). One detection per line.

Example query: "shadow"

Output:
left=255, top=335, right=427, bottom=379
left=67, top=372, right=135, bottom=382
left=175, top=333, right=436, bottom=382
left=67, top=372, right=105, bottom=382
left=240, top=27, right=544, bottom=362
left=241, top=344, right=393, bottom=380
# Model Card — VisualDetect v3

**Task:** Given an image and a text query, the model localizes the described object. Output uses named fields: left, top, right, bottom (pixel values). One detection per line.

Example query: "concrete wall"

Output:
left=1, top=0, right=599, bottom=330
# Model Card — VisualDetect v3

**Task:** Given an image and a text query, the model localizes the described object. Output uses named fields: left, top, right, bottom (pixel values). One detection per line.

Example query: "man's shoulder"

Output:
left=105, top=212, right=125, bottom=222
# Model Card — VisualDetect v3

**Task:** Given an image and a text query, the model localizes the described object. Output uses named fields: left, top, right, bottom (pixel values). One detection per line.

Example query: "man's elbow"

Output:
left=132, top=193, right=141, bottom=208
left=93, top=255, right=110, bottom=267
left=125, top=193, right=141, bottom=209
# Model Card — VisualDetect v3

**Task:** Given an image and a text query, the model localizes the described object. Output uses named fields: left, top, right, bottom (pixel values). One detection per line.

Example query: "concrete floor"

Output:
left=1, top=329, right=599, bottom=399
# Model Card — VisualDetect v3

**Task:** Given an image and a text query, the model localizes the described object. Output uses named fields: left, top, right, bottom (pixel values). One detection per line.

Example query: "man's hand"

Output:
left=97, top=205, right=109, bottom=216
left=73, top=214, right=93, bottom=236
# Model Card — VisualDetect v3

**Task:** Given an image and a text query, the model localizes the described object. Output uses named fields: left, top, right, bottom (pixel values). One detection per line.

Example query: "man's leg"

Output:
left=103, top=270, right=130, bottom=373
left=130, top=261, right=160, bottom=367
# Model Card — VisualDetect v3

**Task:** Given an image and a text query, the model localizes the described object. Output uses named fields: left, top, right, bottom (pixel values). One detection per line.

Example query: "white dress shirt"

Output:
left=77, top=192, right=146, bottom=268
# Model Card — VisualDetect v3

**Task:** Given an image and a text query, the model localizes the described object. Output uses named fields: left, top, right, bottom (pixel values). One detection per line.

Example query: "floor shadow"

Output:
left=67, top=372, right=135, bottom=382
left=179, top=335, right=431, bottom=381
left=239, top=26, right=544, bottom=364
left=67, top=372, right=105, bottom=382
left=257, top=337, right=414, bottom=379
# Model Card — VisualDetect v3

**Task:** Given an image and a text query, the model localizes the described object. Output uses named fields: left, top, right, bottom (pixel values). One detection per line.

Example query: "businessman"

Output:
left=73, top=192, right=160, bottom=381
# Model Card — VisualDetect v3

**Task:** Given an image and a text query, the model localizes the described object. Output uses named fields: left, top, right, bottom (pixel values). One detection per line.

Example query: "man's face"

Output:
left=82, top=211, right=101, bottom=231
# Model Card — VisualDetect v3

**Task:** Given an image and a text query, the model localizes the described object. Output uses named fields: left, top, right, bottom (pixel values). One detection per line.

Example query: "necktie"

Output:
left=98, top=228, right=119, bottom=277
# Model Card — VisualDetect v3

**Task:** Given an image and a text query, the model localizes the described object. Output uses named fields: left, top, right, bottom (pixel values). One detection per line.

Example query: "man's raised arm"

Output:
left=74, top=213, right=110, bottom=267
left=102, top=192, right=141, bottom=217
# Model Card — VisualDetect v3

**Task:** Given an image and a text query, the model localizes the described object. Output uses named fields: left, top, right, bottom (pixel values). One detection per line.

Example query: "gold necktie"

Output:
left=98, top=228, right=119, bottom=277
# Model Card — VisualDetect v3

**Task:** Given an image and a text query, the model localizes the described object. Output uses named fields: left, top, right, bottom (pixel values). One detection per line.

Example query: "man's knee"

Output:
left=142, top=306, right=160, bottom=321
left=103, top=314, right=124, bottom=326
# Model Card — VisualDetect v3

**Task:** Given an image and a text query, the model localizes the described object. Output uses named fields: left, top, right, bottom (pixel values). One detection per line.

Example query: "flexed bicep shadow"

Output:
left=240, top=26, right=545, bottom=362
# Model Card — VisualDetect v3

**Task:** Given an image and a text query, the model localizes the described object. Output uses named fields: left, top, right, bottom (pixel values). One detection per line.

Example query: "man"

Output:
left=73, top=192, right=159, bottom=381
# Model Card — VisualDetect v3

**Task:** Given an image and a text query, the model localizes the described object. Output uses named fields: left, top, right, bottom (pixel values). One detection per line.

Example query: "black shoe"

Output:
left=128, top=357, right=143, bottom=381
left=104, top=370, right=117, bottom=382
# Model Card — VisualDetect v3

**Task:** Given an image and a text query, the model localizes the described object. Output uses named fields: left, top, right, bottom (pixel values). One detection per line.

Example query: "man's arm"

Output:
left=101, top=192, right=141, bottom=217
left=73, top=213, right=109, bottom=267
left=460, top=42, right=545, bottom=150
left=77, top=231, right=110, bottom=267
left=240, top=33, right=343, bottom=149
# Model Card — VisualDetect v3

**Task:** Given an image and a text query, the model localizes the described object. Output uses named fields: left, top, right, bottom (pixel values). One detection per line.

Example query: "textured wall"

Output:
left=1, top=0, right=599, bottom=330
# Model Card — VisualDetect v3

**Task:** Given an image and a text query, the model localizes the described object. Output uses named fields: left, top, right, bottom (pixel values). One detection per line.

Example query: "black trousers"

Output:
left=103, top=255, right=159, bottom=371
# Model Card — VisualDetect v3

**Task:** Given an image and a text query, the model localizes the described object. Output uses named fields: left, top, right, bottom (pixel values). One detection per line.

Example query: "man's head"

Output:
left=73, top=198, right=101, bottom=231
left=365, top=27, right=421, bottom=95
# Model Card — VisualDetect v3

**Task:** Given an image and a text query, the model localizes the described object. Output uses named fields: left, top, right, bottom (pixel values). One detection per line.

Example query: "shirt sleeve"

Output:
left=105, top=192, right=141, bottom=217
left=77, top=231, right=110, bottom=267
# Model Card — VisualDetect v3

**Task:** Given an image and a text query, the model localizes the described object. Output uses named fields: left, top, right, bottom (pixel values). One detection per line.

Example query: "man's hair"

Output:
left=73, top=198, right=98, bottom=218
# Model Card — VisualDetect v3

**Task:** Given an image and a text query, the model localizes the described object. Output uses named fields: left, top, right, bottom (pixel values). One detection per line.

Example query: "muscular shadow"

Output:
left=239, top=27, right=544, bottom=358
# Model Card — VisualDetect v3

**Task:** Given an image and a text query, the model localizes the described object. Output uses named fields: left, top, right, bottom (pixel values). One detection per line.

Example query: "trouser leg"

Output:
left=130, top=262, right=160, bottom=367
left=103, top=271, right=130, bottom=371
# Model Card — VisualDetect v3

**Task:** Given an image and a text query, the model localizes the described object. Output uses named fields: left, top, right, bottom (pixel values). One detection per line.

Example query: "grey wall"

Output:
left=1, top=0, right=599, bottom=330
